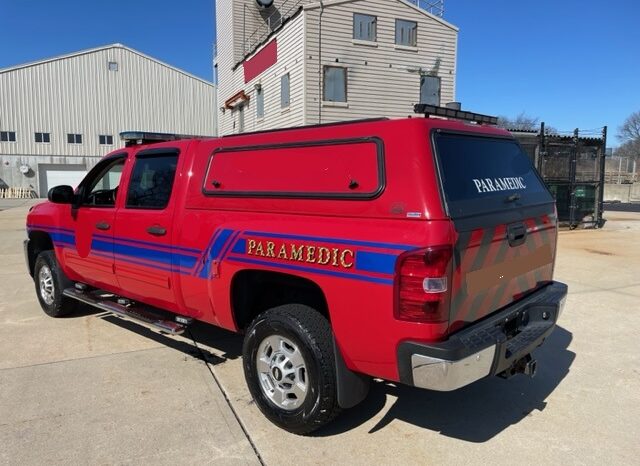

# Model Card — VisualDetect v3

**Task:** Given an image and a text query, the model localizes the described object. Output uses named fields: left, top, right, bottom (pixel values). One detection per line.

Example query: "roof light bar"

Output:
left=119, top=131, right=207, bottom=147
left=414, top=104, right=498, bottom=125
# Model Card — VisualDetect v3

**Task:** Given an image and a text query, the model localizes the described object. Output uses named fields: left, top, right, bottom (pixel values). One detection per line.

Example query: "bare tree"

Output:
left=615, top=139, right=640, bottom=160
left=497, top=112, right=539, bottom=131
left=496, top=112, right=557, bottom=134
left=618, top=111, right=640, bottom=142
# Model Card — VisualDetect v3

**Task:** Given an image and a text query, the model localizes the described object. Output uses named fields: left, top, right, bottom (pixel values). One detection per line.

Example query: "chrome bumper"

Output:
left=398, top=281, right=568, bottom=392
left=411, top=346, right=496, bottom=391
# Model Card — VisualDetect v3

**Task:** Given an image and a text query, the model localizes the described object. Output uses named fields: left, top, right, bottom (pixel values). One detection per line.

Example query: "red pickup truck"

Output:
left=25, top=108, right=567, bottom=434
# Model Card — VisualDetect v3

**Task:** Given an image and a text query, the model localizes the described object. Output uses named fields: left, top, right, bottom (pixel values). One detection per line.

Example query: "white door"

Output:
left=46, top=170, right=87, bottom=190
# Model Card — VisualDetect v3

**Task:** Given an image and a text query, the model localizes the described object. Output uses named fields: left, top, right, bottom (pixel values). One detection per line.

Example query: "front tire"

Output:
left=34, top=251, right=78, bottom=317
left=243, top=304, right=341, bottom=435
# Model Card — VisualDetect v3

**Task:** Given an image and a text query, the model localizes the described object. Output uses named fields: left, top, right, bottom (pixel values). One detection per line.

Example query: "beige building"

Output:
left=215, top=0, right=458, bottom=135
left=0, top=44, right=217, bottom=196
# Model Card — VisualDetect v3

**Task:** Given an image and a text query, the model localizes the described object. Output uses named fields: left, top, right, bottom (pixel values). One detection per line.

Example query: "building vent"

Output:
left=108, top=61, right=118, bottom=71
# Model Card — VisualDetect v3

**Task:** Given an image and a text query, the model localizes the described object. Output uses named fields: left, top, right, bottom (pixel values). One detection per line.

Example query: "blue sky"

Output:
left=1, top=0, right=638, bottom=144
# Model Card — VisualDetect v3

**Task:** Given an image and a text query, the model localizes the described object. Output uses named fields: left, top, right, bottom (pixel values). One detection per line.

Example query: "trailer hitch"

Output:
left=498, top=354, right=537, bottom=379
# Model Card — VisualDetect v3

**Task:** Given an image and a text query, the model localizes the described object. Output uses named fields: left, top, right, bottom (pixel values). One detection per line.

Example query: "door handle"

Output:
left=147, top=225, right=167, bottom=236
left=507, top=222, right=527, bottom=247
left=95, top=221, right=111, bottom=231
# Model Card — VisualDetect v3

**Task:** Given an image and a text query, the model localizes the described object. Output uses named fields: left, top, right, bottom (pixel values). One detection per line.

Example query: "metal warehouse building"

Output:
left=0, top=44, right=217, bottom=197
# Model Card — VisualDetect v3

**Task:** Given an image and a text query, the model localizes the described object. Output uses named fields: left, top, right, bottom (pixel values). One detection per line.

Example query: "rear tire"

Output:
left=34, top=251, right=78, bottom=317
left=242, top=304, right=341, bottom=435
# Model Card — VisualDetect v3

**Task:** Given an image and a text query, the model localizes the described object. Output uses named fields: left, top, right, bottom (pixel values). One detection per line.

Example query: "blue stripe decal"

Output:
left=220, top=231, right=241, bottom=261
left=243, top=231, right=414, bottom=251
left=91, top=239, right=198, bottom=268
left=194, top=229, right=223, bottom=276
left=91, top=239, right=114, bottom=254
left=32, top=225, right=199, bottom=273
left=93, top=233, right=201, bottom=255
left=198, top=229, right=234, bottom=278
left=50, top=232, right=75, bottom=246
left=232, top=238, right=246, bottom=254
left=174, top=253, right=199, bottom=271
left=210, top=229, right=234, bottom=260
left=226, top=256, right=394, bottom=285
left=93, top=252, right=192, bottom=275
left=355, top=251, right=397, bottom=275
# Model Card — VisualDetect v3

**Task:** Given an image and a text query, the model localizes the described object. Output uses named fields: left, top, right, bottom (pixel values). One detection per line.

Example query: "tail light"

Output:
left=394, top=245, right=452, bottom=323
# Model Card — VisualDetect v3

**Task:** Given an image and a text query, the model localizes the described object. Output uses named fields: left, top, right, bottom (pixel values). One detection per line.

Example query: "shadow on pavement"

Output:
left=316, top=326, right=574, bottom=442
left=96, top=310, right=574, bottom=442
left=100, top=316, right=242, bottom=365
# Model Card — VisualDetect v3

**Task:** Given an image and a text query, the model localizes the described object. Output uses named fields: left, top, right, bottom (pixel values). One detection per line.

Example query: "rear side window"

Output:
left=126, top=152, right=178, bottom=209
left=434, top=133, right=552, bottom=217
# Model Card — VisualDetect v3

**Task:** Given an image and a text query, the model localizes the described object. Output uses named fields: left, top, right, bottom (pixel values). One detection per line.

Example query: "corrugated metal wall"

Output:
left=0, top=45, right=217, bottom=195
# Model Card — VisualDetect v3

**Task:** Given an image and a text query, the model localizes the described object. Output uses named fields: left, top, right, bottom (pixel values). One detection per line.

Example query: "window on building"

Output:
left=1, top=131, right=17, bottom=142
left=35, top=132, right=51, bottom=143
left=99, top=135, right=114, bottom=145
left=353, top=13, right=377, bottom=41
left=323, top=66, right=347, bottom=102
left=281, top=73, right=290, bottom=108
left=67, top=133, right=82, bottom=144
left=256, top=86, right=264, bottom=119
left=396, top=19, right=418, bottom=47
left=108, top=61, right=118, bottom=71
left=238, top=104, right=245, bottom=133
left=126, top=152, right=179, bottom=209
left=419, top=75, right=441, bottom=106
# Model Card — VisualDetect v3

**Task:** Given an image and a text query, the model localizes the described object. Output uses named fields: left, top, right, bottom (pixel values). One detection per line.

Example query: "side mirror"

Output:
left=47, top=185, right=75, bottom=204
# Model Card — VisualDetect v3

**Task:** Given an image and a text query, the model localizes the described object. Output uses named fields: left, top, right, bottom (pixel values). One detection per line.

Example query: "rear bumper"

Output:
left=397, top=281, right=568, bottom=391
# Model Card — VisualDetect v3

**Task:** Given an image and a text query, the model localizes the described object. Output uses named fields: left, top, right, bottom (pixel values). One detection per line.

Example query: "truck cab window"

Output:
left=82, top=158, right=125, bottom=207
left=126, top=152, right=178, bottom=209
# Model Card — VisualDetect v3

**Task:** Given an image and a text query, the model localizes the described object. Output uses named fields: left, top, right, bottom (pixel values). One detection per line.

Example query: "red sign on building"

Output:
left=243, top=39, right=278, bottom=83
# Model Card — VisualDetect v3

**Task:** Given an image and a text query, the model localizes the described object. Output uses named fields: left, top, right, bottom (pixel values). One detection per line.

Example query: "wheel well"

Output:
left=231, top=270, right=329, bottom=331
left=27, top=231, right=54, bottom=277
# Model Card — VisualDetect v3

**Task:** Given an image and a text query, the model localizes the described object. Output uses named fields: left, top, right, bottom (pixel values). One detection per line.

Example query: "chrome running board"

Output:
left=63, top=287, right=189, bottom=335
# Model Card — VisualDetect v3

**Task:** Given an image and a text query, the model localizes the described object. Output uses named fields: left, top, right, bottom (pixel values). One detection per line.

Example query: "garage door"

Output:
left=46, top=170, right=87, bottom=190
left=38, top=163, right=88, bottom=197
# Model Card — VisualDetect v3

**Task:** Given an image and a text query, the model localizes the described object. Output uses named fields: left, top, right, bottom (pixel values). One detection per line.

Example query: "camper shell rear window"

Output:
left=202, top=138, right=384, bottom=199
left=433, top=132, right=553, bottom=218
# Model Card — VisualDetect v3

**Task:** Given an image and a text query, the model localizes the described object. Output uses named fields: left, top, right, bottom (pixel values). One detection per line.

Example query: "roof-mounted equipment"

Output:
left=120, top=131, right=206, bottom=147
left=414, top=104, right=498, bottom=125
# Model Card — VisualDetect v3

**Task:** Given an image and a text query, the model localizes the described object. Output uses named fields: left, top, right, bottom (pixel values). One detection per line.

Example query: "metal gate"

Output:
left=513, top=126, right=607, bottom=228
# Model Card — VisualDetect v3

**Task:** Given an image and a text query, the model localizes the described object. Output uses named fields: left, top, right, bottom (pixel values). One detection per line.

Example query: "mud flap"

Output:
left=333, top=338, right=370, bottom=409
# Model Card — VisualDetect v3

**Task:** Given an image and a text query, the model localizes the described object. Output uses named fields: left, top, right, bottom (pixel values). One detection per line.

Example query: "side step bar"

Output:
left=63, top=287, right=188, bottom=335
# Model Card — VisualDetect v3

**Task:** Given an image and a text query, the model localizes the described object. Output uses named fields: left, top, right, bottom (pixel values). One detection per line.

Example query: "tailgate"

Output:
left=432, top=132, right=558, bottom=332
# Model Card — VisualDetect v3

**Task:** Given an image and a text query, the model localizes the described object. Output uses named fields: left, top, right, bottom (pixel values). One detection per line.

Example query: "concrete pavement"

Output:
left=0, top=203, right=260, bottom=465
left=1, top=203, right=639, bottom=465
